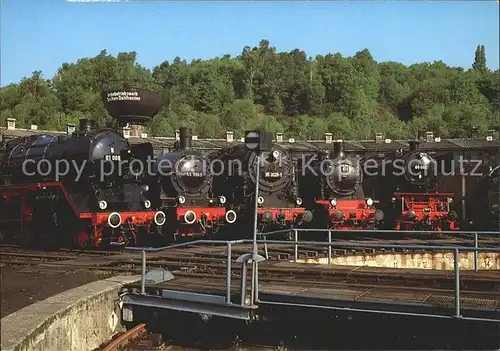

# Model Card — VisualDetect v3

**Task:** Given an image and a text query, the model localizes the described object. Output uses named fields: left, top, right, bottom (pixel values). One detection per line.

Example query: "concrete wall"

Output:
left=0, top=275, right=140, bottom=351
left=297, top=252, right=500, bottom=270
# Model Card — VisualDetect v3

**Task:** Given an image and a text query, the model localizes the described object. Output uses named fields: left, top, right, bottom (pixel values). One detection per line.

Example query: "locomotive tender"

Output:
left=385, top=140, right=459, bottom=231
left=151, top=127, right=236, bottom=240
left=0, top=86, right=167, bottom=248
left=212, top=142, right=313, bottom=235
left=300, top=141, right=384, bottom=230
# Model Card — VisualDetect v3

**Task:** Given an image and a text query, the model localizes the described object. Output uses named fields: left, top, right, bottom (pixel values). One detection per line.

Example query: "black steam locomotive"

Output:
left=382, top=140, right=459, bottom=231
left=151, top=127, right=235, bottom=240
left=212, top=142, right=312, bottom=235
left=300, top=141, right=383, bottom=230
left=0, top=86, right=167, bottom=248
left=467, top=164, right=500, bottom=231
left=485, top=165, right=500, bottom=231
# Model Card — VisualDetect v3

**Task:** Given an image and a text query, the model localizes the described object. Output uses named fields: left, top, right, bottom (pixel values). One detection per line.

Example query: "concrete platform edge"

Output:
left=0, top=275, right=141, bottom=351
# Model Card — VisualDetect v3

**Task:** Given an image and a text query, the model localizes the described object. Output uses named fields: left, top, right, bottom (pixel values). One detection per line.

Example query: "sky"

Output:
left=1, top=1, right=499, bottom=86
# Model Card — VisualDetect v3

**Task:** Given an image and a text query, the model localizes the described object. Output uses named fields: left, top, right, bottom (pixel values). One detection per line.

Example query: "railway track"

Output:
left=2, top=240, right=499, bottom=290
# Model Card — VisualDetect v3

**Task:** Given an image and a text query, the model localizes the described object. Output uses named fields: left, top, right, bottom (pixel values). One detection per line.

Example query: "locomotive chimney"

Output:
left=408, top=140, right=420, bottom=152
left=179, top=127, right=192, bottom=150
left=332, top=140, right=345, bottom=158
left=79, top=119, right=95, bottom=132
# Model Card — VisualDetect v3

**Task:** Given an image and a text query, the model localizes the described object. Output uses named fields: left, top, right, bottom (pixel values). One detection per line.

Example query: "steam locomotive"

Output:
left=300, top=141, right=383, bottom=230
left=467, top=164, right=500, bottom=231
left=211, top=143, right=312, bottom=236
left=383, top=140, right=459, bottom=231
left=150, top=127, right=235, bottom=240
left=485, top=165, right=500, bottom=231
left=0, top=86, right=167, bottom=248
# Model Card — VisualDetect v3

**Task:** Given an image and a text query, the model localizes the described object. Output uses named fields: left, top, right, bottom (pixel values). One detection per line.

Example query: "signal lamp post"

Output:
left=244, top=130, right=273, bottom=304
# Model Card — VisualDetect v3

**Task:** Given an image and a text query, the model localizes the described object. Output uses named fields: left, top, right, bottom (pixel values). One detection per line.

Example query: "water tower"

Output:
left=101, top=81, right=164, bottom=137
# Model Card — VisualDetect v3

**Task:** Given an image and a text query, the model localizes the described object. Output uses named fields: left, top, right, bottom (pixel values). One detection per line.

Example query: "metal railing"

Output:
left=125, top=229, right=500, bottom=322
left=257, top=228, right=500, bottom=271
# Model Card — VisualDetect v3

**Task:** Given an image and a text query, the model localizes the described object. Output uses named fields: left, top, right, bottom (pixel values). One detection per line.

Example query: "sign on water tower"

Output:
left=244, top=130, right=273, bottom=152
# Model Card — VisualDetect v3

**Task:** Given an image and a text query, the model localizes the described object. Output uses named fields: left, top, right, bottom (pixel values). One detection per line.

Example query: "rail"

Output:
left=125, top=229, right=500, bottom=322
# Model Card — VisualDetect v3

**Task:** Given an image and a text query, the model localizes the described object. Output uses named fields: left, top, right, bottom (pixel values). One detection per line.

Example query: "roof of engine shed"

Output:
left=2, top=126, right=499, bottom=153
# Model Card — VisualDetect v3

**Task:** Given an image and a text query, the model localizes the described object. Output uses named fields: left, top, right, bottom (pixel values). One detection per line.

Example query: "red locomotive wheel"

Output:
left=76, top=229, right=90, bottom=249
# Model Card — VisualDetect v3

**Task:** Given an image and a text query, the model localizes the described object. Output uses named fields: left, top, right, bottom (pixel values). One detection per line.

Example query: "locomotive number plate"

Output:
left=265, top=172, right=283, bottom=178
left=184, top=172, right=204, bottom=177
left=341, top=165, right=350, bottom=172
left=104, top=154, right=121, bottom=161
left=414, top=165, right=428, bottom=170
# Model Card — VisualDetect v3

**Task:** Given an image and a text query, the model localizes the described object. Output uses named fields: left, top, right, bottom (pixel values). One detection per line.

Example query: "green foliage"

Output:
left=1, top=41, right=498, bottom=139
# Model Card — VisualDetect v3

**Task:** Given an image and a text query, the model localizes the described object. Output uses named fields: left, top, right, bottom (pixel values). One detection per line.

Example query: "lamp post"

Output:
left=244, top=130, right=272, bottom=304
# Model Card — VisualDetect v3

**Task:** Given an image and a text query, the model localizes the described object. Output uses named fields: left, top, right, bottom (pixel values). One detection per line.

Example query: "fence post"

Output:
left=453, top=248, right=461, bottom=318
left=226, top=242, right=232, bottom=304
left=474, top=233, right=478, bottom=272
left=264, top=235, right=269, bottom=260
left=141, top=250, right=146, bottom=295
left=294, top=229, right=298, bottom=262
left=328, top=230, right=332, bottom=265
left=240, top=262, right=247, bottom=306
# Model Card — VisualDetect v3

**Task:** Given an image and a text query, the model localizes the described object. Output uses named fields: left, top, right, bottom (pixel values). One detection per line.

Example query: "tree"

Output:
left=1, top=41, right=497, bottom=139
left=472, top=45, right=487, bottom=73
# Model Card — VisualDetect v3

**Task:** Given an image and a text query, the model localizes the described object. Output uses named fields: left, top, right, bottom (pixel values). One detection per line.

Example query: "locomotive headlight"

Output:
left=98, top=200, right=108, bottom=210
left=154, top=211, right=166, bottom=226
left=184, top=211, right=197, bottom=224
left=143, top=200, right=151, bottom=209
left=219, top=196, right=227, bottom=204
left=296, top=198, right=303, bottom=206
left=366, top=198, right=374, bottom=206
left=107, top=212, right=121, bottom=228
left=257, top=196, right=265, bottom=205
left=225, top=210, right=237, bottom=224
left=330, top=198, right=337, bottom=207
left=447, top=197, right=453, bottom=203
left=272, top=150, right=280, bottom=159
left=177, top=196, right=186, bottom=204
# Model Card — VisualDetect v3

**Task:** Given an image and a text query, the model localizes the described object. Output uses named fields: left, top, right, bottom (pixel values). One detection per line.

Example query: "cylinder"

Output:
left=332, top=141, right=344, bottom=158
left=79, top=119, right=96, bottom=132
left=408, top=140, right=420, bottom=152
left=179, top=127, right=192, bottom=150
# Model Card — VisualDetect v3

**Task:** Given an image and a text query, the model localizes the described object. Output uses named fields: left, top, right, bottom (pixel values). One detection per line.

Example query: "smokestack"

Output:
left=408, top=140, right=420, bottom=152
left=79, top=119, right=95, bottom=132
left=179, top=127, right=192, bottom=150
left=332, top=141, right=344, bottom=158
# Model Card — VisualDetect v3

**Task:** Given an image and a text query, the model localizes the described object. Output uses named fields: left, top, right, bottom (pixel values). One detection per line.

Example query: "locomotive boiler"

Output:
left=211, top=142, right=312, bottom=235
left=300, top=141, right=383, bottom=230
left=151, top=127, right=235, bottom=240
left=384, top=140, right=459, bottom=231
left=0, top=86, right=167, bottom=248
